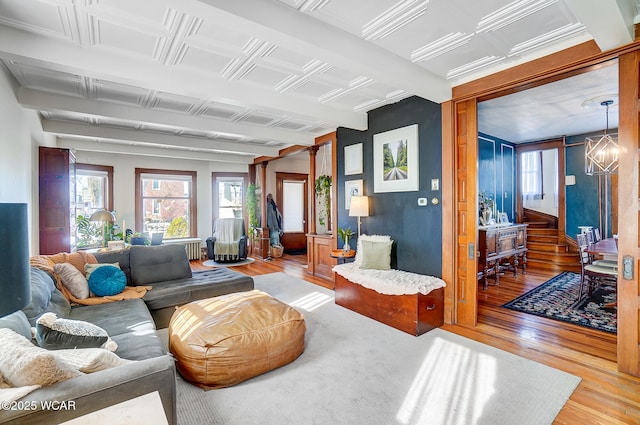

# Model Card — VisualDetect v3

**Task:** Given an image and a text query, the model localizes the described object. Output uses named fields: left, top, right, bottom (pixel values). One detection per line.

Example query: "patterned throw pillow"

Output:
left=84, top=262, right=120, bottom=280
left=35, top=312, right=117, bottom=351
left=87, top=265, right=127, bottom=297
left=54, top=262, right=90, bottom=299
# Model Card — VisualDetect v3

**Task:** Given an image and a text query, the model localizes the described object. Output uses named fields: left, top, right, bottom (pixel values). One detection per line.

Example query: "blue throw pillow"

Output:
left=88, top=265, right=126, bottom=297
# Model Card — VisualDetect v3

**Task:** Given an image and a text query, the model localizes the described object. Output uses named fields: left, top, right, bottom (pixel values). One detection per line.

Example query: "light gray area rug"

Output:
left=161, top=272, right=580, bottom=425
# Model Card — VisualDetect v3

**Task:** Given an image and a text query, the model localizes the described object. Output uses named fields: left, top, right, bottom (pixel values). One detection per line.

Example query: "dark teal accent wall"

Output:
left=565, top=132, right=613, bottom=239
left=478, top=133, right=516, bottom=222
left=336, top=96, right=442, bottom=276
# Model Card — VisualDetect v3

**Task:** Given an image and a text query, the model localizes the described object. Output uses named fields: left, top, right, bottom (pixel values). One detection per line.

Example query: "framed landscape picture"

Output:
left=373, top=124, right=419, bottom=193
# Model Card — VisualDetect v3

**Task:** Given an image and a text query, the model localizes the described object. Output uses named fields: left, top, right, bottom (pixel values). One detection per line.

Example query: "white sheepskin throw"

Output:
left=53, top=348, right=132, bottom=373
left=0, top=328, right=82, bottom=387
left=333, top=263, right=446, bottom=296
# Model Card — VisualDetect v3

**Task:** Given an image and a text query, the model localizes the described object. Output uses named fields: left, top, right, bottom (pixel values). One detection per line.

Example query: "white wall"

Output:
left=0, top=66, right=55, bottom=254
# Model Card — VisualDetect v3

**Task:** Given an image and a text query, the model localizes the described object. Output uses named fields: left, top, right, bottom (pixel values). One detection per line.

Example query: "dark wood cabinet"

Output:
left=39, top=147, right=75, bottom=254
left=478, top=224, right=527, bottom=289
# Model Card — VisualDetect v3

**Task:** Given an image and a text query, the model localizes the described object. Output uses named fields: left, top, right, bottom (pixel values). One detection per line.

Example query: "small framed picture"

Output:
left=345, top=179, right=363, bottom=210
left=344, top=144, right=363, bottom=175
left=499, top=212, right=509, bottom=224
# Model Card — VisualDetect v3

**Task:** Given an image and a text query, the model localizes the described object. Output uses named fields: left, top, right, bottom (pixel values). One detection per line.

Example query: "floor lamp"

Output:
left=349, top=196, right=369, bottom=237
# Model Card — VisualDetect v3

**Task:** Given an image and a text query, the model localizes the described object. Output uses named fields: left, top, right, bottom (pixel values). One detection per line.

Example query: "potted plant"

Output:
left=245, top=183, right=259, bottom=252
left=315, top=175, right=332, bottom=229
left=128, top=232, right=150, bottom=246
left=337, top=227, right=354, bottom=252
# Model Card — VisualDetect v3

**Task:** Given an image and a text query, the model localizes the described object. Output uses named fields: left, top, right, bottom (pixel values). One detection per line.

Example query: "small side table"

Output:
left=330, top=249, right=356, bottom=264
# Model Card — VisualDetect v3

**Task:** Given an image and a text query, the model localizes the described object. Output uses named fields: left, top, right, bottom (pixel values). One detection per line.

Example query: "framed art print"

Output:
left=344, top=143, right=363, bottom=175
left=373, top=124, right=419, bottom=193
left=345, top=179, right=363, bottom=210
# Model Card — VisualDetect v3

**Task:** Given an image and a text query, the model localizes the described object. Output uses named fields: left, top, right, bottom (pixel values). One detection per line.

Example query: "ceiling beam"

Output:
left=18, top=88, right=315, bottom=147
left=57, top=138, right=252, bottom=164
left=42, top=120, right=280, bottom=157
left=195, top=0, right=451, bottom=103
left=564, top=0, right=635, bottom=51
left=0, top=25, right=367, bottom=129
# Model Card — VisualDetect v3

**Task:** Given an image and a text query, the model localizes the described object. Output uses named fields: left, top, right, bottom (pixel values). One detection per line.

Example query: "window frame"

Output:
left=75, top=163, right=114, bottom=212
left=211, top=172, right=248, bottom=231
left=135, top=168, right=197, bottom=238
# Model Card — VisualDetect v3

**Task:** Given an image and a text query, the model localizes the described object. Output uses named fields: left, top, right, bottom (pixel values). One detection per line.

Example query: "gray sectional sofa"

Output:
left=0, top=244, right=254, bottom=425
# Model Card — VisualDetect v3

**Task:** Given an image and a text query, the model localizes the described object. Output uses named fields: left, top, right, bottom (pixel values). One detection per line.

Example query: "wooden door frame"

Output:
left=275, top=172, right=308, bottom=251
left=515, top=138, right=566, bottom=243
left=444, top=39, right=640, bottom=376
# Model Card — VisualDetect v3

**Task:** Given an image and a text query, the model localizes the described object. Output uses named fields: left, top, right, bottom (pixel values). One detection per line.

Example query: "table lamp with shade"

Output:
left=0, top=203, right=31, bottom=317
left=90, top=209, right=116, bottom=248
left=349, top=195, right=370, bottom=237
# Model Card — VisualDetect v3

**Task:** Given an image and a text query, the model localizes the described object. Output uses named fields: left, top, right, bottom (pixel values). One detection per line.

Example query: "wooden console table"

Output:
left=478, top=224, right=527, bottom=289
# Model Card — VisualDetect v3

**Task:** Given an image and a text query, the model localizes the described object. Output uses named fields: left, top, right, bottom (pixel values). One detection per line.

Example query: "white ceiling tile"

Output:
left=232, top=63, right=290, bottom=88
left=92, top=18, right=159, bottom=56
left=178, top=45, right=235, bottom=74
left=0, top=0, right=74, bottom=39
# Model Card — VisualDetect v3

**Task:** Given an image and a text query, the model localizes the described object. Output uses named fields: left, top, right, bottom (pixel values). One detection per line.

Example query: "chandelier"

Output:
left=585, top=100, right=618, bottom=175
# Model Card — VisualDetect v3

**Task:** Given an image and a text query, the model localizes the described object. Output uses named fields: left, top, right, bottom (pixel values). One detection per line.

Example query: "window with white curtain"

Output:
left=520, top=151, right=543, bottom=200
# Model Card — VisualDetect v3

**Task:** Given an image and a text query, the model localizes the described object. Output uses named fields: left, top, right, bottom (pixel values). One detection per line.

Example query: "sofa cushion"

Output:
left=0, top=328, right=82, bottom=387
left=93, top=249, right=132, bottom=286
left=142, top=268, right=254, bottom=311
left=87, top=265, right=126, bottom=296
left=69, top=299, right=165, bottom=361
left=0, top=310, right=32, bottom=340
left=22, top=267, right=71, bottom=326
left=129, top=245, right=192, bottom=286
left=54, top=262, right=90, bottom=299
left=35, top=312, right=116, bottom=351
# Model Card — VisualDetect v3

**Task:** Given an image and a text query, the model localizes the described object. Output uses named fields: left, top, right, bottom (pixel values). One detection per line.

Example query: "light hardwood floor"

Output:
left=192, top=255, right=640, bottom=424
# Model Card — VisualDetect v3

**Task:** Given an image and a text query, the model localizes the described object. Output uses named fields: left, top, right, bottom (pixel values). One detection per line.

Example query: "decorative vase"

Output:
left=343, top=238, right=351, bottom=252
left=481, top=208, right=493, bottom=225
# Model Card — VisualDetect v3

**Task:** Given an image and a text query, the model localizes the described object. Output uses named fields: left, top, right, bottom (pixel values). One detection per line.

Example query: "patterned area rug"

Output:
left=503, top=271, right=617, bottom=334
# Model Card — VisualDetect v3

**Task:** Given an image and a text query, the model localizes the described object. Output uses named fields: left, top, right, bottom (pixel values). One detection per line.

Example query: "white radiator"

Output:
left=164, top=238, right=202, bottom=260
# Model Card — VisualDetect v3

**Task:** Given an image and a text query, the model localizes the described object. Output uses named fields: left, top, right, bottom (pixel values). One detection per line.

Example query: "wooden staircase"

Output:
left=523, top=211, right=581, bottom=273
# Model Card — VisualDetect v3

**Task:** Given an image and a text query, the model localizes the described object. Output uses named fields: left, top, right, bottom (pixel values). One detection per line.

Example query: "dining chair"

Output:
left=585, top=229, right=594, bottom=245
left=576, top=233, right=617, bottom=305
left=593, top=227, right=602, bottom=242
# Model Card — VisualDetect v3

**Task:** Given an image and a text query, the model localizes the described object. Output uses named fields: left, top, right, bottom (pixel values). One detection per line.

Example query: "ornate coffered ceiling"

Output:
left=0, top=0, right=636, bottom=162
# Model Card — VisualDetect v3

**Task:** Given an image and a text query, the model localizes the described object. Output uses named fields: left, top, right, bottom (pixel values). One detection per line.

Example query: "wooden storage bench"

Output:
left=334, top=271, right=445, bottom=336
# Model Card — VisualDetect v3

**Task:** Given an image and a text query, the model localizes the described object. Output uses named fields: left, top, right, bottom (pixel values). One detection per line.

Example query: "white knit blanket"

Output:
left=332, top=263, right=446, bottom=296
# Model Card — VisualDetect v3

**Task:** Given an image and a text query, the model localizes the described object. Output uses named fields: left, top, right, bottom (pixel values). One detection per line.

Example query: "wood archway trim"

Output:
left=444, top=36, right=640, bottom=376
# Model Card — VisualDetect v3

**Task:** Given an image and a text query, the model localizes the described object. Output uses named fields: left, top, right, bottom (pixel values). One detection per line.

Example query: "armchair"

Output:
left=206, top=218, right=248, bottom=263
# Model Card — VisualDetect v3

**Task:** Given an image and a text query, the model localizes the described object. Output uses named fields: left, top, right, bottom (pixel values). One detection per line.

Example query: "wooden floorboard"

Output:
left=191, top=254, right=640, bottom=424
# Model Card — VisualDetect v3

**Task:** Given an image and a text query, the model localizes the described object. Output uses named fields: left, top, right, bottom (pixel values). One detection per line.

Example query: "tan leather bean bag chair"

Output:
left=169, top=290, right=306, bottom=389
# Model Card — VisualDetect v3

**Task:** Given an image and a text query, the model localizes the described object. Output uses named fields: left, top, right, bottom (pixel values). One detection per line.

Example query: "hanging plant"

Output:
left=315, top=175, right=332, bottom=227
